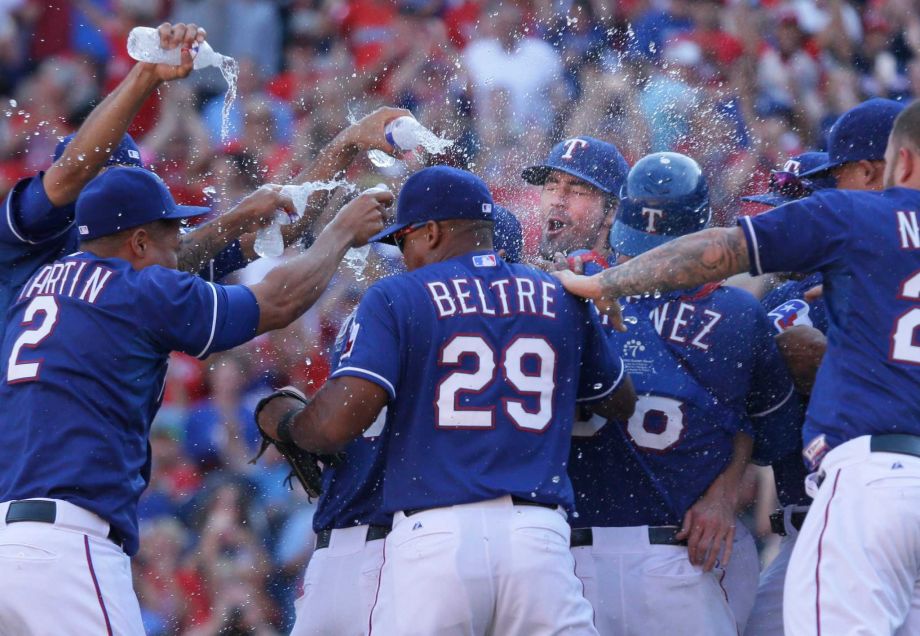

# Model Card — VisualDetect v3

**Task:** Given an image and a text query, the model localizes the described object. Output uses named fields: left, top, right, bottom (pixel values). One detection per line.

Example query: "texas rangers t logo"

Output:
left=561, top=138, right=589, bottom=160
left=641, top=207, right=664, bottom=233
left=783, top=159, right=802, bottom=175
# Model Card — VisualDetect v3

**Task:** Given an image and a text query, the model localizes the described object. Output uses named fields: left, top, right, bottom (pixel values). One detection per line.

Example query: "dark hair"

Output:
left=79, top=219, right=179, bottom=252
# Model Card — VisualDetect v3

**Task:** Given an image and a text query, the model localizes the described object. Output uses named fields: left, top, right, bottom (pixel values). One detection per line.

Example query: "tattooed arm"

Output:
left=555, top=227, right=750, bottom=329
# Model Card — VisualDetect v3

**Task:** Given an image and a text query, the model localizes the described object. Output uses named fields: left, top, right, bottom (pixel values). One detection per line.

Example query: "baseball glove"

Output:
left=251, top=386, right=337, bottom=499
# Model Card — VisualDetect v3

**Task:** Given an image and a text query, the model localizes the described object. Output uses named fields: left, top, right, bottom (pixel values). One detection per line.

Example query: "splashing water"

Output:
left=254, top=179, right=351, bottom=259
left=367, top=149, right=397, bottom=168
left=217, top=56, right=239, bottom=144
left=280, top=179, right=353, bottom=218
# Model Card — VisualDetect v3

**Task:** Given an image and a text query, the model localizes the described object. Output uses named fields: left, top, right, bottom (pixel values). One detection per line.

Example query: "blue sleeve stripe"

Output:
left=750, top=383, right=795, bottom=418
left=331, top=366, right=396, bottom=400
left=5, top=190, right=36, bottom=245
left=739, top=216, right=763, bottom=276
left=576, top=356, right=626, bottom=403
left=194, top=282, right=220, bottom=359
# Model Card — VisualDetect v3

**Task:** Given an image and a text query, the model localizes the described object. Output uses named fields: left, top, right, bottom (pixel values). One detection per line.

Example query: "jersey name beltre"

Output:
left=427, top=276, right=559, bottom=319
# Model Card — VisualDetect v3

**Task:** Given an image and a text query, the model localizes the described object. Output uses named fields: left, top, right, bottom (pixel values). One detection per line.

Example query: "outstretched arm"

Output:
left=556, top=227, right=750, bottom=329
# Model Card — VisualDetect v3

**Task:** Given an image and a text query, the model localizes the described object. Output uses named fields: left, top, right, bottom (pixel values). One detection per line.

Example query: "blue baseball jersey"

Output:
left=311, top=309, right=392, bottom=531
left=739, top=187, right=920, bottom=454
left=760, top=273, right=828, bottom=507
left=0, top=252, right=260, bottom=555
left=329, top=250, right=626, bottom=514
left=0, top=175, right=247, bottom=344
left=569, top=284, right=798, bottom=527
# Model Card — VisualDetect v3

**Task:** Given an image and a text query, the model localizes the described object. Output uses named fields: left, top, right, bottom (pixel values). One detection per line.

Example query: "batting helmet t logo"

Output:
left=560, top=138, right=589, bottom=160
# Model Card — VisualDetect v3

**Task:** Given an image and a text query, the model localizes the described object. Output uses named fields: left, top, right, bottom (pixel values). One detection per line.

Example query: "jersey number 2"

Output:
left=435, top=334, right=555, bottom=431
left=892, top=270, right=920, bottom=365
left=7, top=296, right=59, bottom=383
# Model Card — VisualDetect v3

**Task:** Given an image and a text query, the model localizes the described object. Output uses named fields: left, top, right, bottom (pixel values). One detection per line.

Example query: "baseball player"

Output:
left=0, top=166, right=387, bottom=634
left=256, top=166, right=636, bottom=635
left=562, top=152, right=799, bottom=636
left=554, top=101, right=920, bottom=635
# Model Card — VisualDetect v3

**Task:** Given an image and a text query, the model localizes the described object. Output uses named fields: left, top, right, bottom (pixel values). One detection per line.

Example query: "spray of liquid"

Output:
left=217, top=56, right=239, bottom=144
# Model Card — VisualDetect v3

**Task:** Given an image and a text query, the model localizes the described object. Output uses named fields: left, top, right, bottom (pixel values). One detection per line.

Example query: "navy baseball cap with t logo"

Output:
left=800, top=98, right=906, bottom=178
left=522, top=136, right=629, bottom=195
left=54, top=133, right=144, bottom=169
left=370, top=166, right=494, bottom=244
left=76, top=167, right=209, bottom=241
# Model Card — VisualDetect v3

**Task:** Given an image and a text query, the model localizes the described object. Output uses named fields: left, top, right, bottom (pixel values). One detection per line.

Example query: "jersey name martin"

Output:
left=19, top=258, right=112, bottom=305
left=427, top=276, right=559, bottom=319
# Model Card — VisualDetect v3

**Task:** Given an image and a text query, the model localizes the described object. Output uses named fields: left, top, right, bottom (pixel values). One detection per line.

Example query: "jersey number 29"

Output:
left=435, top=334, right=555, bottom=432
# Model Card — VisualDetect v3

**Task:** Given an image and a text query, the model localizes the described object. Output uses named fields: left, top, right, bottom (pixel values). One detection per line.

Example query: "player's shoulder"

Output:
left=703, top=283, right=770, bottom=320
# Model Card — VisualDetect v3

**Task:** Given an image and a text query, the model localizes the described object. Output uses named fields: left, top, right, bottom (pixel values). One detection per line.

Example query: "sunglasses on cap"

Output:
left=393, top=222, right=427, bottom=252
left=768, top=170, right=814, bottom=199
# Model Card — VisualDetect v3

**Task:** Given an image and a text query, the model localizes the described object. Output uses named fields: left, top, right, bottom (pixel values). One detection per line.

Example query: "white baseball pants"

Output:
left=785, top=436, right=920, bottom=635
left=290, top=524, right=385, bottom=636
left=0, top=499, right=143, bottom=636
left=571, top=525, right=736, bottom=636
left=723, top=520, right=761, bottom=633
left=369, top=495, right=597, bottom=636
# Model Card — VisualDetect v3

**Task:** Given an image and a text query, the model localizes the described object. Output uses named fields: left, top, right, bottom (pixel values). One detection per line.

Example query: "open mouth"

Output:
left=545, top=217, right=570, bottom=238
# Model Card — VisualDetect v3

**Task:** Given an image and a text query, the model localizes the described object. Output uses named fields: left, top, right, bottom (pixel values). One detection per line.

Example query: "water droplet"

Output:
left=8, top=99, right=16, bottom=107
left=551, top=475, right=560, bottom=484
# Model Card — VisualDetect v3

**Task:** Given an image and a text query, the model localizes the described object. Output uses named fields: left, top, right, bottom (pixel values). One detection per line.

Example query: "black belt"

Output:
left=769, top=509, right=808, bottom=536
left=403, top=496, right=557, bottom=518
left=570, top=526, right=687, bottom=548
left=315, top=525, right=390, bottom=550
left=5, top=500, right=124, bottom=548
left=871, top=434, right=920, bottom=458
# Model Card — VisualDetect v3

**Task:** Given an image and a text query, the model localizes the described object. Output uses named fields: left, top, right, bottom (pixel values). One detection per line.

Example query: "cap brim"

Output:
left=368, top=221, right=412, bottom=245
left=740, top=193, right=793, bottom=207
left=609, top=221, right=678, bottom=257
left=798, top=160, right=841, bottom=178
left=168, top=205, right=212, bottom=220
left=521, top=165, right=613, bottom=194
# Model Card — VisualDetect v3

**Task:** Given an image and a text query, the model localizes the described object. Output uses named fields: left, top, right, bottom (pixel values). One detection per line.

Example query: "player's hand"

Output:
left=803, top=284, right=823, bottom=303
left=341, top=107, right=414, bottom=154
left=553, top=269, right=627, bottom=332
left=229, top=184, right=297, bottom=234
left=144, top=23, right=206, bottom=82
left=677, top=484, right=737, bottom=572
left=332, top=190, right=392, bottom=247
left=775, top=324, right=827, bottom=395
left=255, top=395, right=303, bottom=441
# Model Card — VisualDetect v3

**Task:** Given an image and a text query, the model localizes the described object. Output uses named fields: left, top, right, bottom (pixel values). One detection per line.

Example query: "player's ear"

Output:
left=426, top=220, right=442, bottom=249
left=128, top=228, right=148, bottom=259
left=898, top=147, right=915, bottom=182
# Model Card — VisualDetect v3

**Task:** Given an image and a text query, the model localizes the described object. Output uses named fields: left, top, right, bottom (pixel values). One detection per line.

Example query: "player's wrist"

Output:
left=276, top=407, right=301, bottom=445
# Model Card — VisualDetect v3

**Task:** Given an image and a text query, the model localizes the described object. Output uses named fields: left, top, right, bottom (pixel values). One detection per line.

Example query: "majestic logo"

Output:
left=782, top=159, right=802, bottom=175
left=78, top=225, right=89, bottom=235
left=560, top=138, right=589, bottom=160
left=768, top=299, right=813, bottom=332
left=641, top=207, right=664, bottom=233
left=623, top=339, right=646, bottom=357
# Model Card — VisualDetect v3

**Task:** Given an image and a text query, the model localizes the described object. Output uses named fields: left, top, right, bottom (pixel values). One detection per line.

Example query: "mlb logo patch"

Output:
left=803, top=434, right=830, bottom=471
left=127, top=149, right=141, bottom=160
left=472, top=254, right=497, bottom=267
left=78, top=225, right=89, bottom=235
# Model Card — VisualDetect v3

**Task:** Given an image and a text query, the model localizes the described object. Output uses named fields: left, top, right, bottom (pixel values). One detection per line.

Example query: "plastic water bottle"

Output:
left=253, top=213, right=288, bottom=259
left=367, top=116, right=453, bottom=168
left=126, top=26, right=223, bottom=69
left=341, top=184, right=390, bottom=279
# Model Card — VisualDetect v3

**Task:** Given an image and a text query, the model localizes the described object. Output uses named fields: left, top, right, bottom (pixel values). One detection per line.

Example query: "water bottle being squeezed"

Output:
left=253, top=180, right=351, bottom=259
left=367, top=116, right=453, bottom=168
left=341, top=184, right=391, bottom=280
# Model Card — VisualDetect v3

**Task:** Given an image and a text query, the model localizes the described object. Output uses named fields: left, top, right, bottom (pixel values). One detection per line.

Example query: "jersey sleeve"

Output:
left=1, top=174, right=75, bottom=246
left=737, top=190, right=852, bottom=276
left=328, top=284, right=401, bottom=400
left=575, top=303, right=627, bottom=403
left=197, top=240, right=249, bottom=282
left=136, top=266, right=260, bottom=358
left=745, top=303, right=802, bottom=464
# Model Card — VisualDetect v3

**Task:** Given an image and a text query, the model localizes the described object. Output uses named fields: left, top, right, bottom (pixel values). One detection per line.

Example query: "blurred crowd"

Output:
left=2, top=0, right=919, bottom=632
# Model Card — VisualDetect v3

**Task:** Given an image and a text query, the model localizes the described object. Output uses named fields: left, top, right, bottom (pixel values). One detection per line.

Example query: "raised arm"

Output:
left=247, top=189, right=391, bottom=334
left=43, top=23, right=204, bottom=207
left=556, top=227, right=750, bottom=329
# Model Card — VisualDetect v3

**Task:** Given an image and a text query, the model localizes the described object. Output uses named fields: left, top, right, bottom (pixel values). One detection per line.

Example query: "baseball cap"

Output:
left=493, top=205, right=523, bottom=263
left=369, top=166, right=494, bottom=244
left=521, top=136, right=629, bottom=195
left=76, top=167, right=209, bottom=241
left=610, top=152, right=710, bottom=257
left=54, top=133, right=144, bottom=169
left=742, top=151, right=834, bottom=207
left=800, top=98, right=906, bottom=178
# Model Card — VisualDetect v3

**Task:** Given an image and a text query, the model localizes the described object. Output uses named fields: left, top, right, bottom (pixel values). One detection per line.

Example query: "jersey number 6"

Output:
left=7, top=296, right=59, bottom=384
left=435, top=334, right=555, bottom=432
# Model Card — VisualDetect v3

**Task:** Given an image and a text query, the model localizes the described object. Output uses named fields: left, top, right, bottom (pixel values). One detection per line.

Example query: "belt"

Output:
left=870, top=434, right=920, bottom=458
left=570, top=526, right=687, bottom=548
left=4, top=500, right=124, bottom=548
left=315, top=525, right=390, bottom=550
left=403, top=496, right=557, bottom=518
left=769, top=509, right=808, bottom=536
